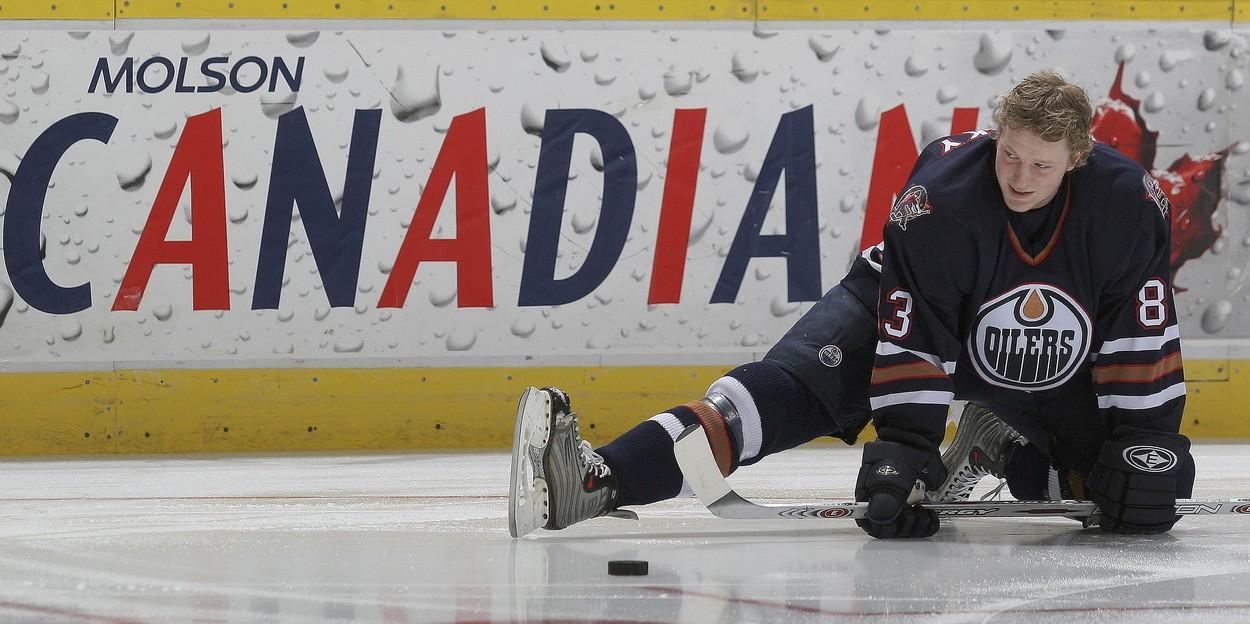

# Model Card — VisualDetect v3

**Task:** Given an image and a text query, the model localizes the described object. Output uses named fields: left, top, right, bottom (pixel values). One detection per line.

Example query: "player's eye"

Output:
left=1035, top=163, right=1050, bottom=169
left=1005, top=151, right=1018, bottom=160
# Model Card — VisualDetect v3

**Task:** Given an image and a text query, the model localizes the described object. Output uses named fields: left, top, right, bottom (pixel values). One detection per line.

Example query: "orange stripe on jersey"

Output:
left=686, top=400, right=733, bottom=477
left=1093, top=352, right=1184, bottom=384
left=1006, top=177, right=1072, bottom=267
left=871, top=360, right=947, bottom=385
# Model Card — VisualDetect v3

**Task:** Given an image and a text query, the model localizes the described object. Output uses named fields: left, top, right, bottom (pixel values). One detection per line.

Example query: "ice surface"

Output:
left=0, top=444, right=1248, bottom=623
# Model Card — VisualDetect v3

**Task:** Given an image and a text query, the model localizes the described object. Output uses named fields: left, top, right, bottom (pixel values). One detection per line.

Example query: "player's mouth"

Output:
left=1008, top=184, right=1031, bottom=197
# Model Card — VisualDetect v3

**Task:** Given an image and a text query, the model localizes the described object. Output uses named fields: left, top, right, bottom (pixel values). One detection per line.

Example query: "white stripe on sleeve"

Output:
left=870, top=390, right=955, bottom=410
left=1096, top=382, right=1187, bottom=410
left=1098, top=325, right=1180, bottom=356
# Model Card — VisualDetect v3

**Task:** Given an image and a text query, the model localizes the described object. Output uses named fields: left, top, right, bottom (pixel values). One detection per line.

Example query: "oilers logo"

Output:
left=969, top=284, right=1092, bottom=391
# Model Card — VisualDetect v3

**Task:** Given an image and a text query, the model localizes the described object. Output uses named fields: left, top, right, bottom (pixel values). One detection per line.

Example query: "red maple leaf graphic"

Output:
left=1090, top=61, right=1230, bottom=281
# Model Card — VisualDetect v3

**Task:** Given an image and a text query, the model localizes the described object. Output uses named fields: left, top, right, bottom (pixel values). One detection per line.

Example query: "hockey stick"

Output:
left=673, top=424, right=1250, bottom=521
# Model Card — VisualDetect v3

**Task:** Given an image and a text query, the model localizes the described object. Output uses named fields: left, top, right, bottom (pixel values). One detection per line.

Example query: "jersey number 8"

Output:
left=1137, top=278, right=1168, bottom=328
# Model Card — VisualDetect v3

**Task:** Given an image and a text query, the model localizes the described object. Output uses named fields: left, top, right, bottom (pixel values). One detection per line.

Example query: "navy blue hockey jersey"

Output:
left=864, top=130, right=1184, bottom=449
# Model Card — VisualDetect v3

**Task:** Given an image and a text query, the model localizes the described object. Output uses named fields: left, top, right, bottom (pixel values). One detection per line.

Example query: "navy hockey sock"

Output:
left=598, top=359, right=831, bottom=508
left=597, top=408, right=702, bottom=507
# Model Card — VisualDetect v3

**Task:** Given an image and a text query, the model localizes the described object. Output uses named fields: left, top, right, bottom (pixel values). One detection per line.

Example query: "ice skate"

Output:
left=929, top=403, right=1027, bottom=502
left=508, top=386, right=629, bottom=538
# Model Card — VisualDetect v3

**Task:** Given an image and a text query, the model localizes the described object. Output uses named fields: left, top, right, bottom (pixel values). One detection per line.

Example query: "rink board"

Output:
left=0, top=4, right=1248, bottom=453
left=0, top=357, right=1242, bottom=455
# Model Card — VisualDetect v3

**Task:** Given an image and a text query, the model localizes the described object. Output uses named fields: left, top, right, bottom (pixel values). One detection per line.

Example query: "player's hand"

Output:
left=854, top=430, right=947, bottom=539
left=1087, top=427, right=1191, bottom=534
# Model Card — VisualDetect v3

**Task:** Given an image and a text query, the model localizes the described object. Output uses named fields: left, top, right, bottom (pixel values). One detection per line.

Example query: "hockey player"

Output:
left=859, top=71, right=1193, bottom=537
left=509, top=71, right=1193, bottom=540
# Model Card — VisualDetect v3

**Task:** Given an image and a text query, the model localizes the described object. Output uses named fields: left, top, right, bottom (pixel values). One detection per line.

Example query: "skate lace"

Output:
left=577, top=440, right=611, bottom=478
left=944, top=465, right=990, bottom=501
left=979, top=478, right=1008, bottom=501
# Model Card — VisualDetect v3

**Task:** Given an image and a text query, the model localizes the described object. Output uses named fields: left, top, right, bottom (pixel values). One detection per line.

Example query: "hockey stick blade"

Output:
left=673, top=424, right=1250, bottom=521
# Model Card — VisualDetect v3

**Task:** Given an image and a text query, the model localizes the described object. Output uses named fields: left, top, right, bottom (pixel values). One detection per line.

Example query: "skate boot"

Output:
left=509, top=387, right=631, bottom=538
left=928, top=403, right=1027, bottom=502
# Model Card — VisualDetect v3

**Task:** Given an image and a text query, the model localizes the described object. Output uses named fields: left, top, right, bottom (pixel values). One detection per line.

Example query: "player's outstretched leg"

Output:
left=929, top=403, right=1027, bottom=501
left=509, top=386, right=626, bottom=538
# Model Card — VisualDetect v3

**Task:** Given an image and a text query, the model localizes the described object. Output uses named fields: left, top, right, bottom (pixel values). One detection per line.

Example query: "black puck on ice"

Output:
left=608, top=560, right=649, bottom=576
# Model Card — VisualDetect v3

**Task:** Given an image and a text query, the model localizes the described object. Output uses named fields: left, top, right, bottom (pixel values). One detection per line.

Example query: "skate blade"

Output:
left=508, top=387, right=552, bottom=538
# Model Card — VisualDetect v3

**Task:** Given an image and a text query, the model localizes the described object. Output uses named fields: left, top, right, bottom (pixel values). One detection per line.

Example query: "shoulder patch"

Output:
left=889, top=185, right=932, bottom=231
left=1143, top=173, right=1170, bottom=219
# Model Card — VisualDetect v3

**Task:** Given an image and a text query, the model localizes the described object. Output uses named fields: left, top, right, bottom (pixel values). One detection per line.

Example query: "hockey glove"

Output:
left=854, top=429, right=947, bottom=539
left=1086, top=427, right=1191, bottom=534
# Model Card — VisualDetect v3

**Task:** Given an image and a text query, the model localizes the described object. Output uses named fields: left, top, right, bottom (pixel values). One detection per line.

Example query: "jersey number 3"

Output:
left=1137, top=278, right=1168, bottom=328
left=883, top=289, right=914, bottom=338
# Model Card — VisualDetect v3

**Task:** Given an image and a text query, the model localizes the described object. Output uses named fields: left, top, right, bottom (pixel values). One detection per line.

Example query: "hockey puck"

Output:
left=607, top=560, right=649, bottom=576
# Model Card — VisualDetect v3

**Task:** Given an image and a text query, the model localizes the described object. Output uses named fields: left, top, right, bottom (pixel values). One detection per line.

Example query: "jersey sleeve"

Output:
left=1090, top=174, right=1186, bottom=435
left=869, top=188, right=977, bottom=448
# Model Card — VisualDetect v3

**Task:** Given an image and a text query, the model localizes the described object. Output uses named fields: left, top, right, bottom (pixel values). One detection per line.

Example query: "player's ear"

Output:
left=1066, top=150, right=1086, bottom=171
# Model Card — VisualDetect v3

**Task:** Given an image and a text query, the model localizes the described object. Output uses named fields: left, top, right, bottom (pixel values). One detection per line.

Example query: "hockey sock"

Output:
left=597, top=404, right=715, bottom=507
left=598, top=359, right=825, bottom=508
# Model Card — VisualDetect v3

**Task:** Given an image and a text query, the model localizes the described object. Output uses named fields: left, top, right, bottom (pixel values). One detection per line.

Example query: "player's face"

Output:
left=994, top=126, right=1078, bottom=213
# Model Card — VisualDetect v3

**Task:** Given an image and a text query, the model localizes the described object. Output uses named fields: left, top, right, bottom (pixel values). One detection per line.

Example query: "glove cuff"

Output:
left=1098, top=429, right=1189, bottom=476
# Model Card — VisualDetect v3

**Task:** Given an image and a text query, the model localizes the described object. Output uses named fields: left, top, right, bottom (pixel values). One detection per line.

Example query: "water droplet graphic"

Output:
left=663, top=70, right=693, bottom=97
left=1201, top=300, right=1233, bottom=333
left=153, top=119, right=178, bottom=140
left=712, top=122, right=749, bottom=154
left=30, top=71, right=49, bottom=95
left=904, top=54, right=929, bottom=77
left=973, top=33, right=1013, bottom=75
left=730, top=51, right=759, bottom=83
left=1198, top=88, right=1217, bottom=111
left=108, top=33, right=133, bottom=56
left=1159, top=49, right=1195, bottom=72
left=0, top=97, right=18, bottom=124
left=809, top=36, right=839, bottom=62
left=446, top=326, right=477, bottom=351
left=334, top=336, right=365, bottom=353
left=116, top=151, right=153, bottom=191
left=181, top=33, right=211, bottom=55
left=1227, top=69, right=1244, bottom=92
left=324, top=63, right=349, bottom=83
left=743, top=161, right=760, bottom=182
left=854, top=95, right=881, bottom=130
left=429, top=286, right=456, bottom=307
left=1144, top=91, right=1165, bottom=114
left=510, top=316, right=536, bottom=338
left=286, top=32, right=320, bottom=48
left=390, top=65, right=441, bottom=123
left=260, top=88, right=298, bottom=119
left=491, top=189, right=517, bottom=215
left=232, top=171, right=259, bottom=189
left=770, top=297, right=799, bottom=317
left=0, top=282, right=12, bottom=327
left=1204, top=30, right=1232, bottom=51
left=520, top=100, right=545, bottom=136
left=540, top=41, right=573, bottom=73
left=153, top=304, right=173, bottom=321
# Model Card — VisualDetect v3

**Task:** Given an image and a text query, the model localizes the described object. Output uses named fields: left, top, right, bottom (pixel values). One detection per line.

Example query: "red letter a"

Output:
left=113, top=109, right=229, bottom=311
left=379, top=108, right=492, bottom=308
left=858, top=106, right=978, bottom=249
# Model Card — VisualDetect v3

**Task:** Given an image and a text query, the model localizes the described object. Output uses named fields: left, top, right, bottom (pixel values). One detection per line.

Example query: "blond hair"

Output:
left=993, top=71, right=1094, bottom=167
